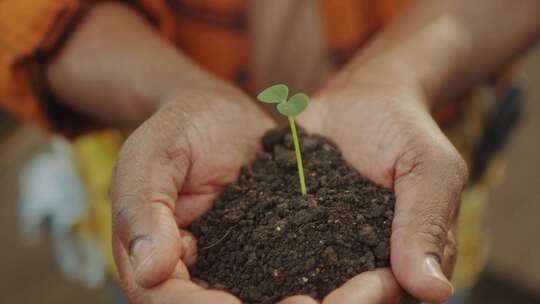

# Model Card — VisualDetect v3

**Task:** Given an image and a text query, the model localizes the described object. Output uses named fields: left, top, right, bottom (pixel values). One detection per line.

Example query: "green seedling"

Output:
left=257, top=84, right=309, bottom=196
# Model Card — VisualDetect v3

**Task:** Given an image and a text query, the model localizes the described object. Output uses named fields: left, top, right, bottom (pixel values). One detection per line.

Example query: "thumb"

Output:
left=390, top=140, right=468, bottom=303
left=110, top=109, right=193, bottom=289
left=113, top=201, right=185, bottom=288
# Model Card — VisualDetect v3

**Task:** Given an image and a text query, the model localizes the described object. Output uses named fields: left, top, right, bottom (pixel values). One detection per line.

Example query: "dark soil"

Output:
left=189, top=126, right=395, bottom=303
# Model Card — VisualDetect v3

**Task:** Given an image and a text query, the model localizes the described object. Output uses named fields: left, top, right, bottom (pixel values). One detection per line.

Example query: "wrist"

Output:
left=334, top=15, right=471, bottom=108
left=157, top=69, right=245, bottom=108
left=320, top=57, right=428, bottom=111
left=161, top=81, right=271, bottom=127
left=300, top=58, right=431, bottom=137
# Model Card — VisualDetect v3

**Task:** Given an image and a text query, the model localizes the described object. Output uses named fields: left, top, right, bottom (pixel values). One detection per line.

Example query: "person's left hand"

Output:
left=109, top=87, right=322, bottom=304
left=298, top=65, right=467, bottom=303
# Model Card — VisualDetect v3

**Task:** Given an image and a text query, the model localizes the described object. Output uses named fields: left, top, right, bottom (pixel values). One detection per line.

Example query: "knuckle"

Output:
left=111, top=195, right=140, bottom=232
left=165, top=144, right=190, bottom=164
left=452, top=151, right=469, bottom=184
left=155, top=100, right=197, bottom=132
left=164, top=141, right=192, bottom=180
left=112, top=194, right=173, bottom=232
left=414, top=208, right=449, bottom=251
left=445, top=247, right=459, bottom=278
left=445, top=239, right=458, bottom=264
left=391, top=124, right=432, bottom=183
left=394, top=144, right=425, bottom=182
left=438, top=144, right=469, bottom=187
left=109, top=161, right=127, bottom=200
left=443, top=228, right=459, bottom=276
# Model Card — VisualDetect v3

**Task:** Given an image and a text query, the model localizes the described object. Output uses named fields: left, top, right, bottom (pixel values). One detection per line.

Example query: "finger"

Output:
left=391, top=139, right=468, bottom=303
left=323, top=269, right=401, bottom=304
left=278, top=295, right=319, bottom=304
left=142, top=280, right=241, bottom=304
left=179, top=229, right=198, bottom=265
left=111, top=109, right=192, bottom=288
left=441, top=223, right=459, bottom=278
left=115, top=234, right=240, bottom=304
left=175, top=193, right=220, bottom=227
left=113, top=200, right=182, bottom=288
left=170, top=259, right=191, bottom=280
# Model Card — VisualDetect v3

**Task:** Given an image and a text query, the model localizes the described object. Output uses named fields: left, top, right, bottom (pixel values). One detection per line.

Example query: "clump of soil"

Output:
left=189, top=126, right=395, bottom=303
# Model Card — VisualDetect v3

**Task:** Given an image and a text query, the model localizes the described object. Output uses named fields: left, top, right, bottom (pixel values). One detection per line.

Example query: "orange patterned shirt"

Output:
left=0, top=0, right=409, bottom=136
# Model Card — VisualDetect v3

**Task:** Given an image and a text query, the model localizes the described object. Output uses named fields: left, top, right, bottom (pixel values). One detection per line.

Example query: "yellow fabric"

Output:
left=72, top=130, right=125, bottom=278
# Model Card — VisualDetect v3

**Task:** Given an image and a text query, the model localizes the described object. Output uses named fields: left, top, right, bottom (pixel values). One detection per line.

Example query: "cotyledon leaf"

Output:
left=277, top=93, right=309, bottom=116
left=257, top=84, right=289, bottom=103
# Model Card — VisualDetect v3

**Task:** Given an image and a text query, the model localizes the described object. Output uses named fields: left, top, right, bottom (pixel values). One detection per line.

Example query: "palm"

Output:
left=298, top=84, right=464, bottom=303
left=171, top=101, right=273, bottom=228
left=111, top=94, right=320, bottom=304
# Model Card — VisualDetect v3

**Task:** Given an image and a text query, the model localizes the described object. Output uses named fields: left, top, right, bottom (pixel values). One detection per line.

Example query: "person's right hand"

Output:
left=298, top=64, right=469, bottom=303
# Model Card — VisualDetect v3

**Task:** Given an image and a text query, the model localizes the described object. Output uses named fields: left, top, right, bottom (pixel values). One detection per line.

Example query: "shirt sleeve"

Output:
left=0, top=0, right=175, bottom=137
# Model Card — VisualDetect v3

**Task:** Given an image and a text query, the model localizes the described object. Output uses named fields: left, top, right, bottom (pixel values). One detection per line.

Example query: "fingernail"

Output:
left=130, top=237, right=154, bottom=283
left=423, top=256, right=454, bottom=294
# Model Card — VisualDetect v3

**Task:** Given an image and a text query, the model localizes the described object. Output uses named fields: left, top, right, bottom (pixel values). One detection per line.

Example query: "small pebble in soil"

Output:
left=189, top=126, right=396, bottom=304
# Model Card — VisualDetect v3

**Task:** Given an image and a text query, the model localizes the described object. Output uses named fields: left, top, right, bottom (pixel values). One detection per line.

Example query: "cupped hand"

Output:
left=110, top=88, right=319, bottom=304
left=298, top=75, right=467, bottom=303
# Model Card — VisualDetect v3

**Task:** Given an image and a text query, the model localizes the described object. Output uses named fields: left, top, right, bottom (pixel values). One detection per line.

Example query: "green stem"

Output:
left=288, top=116, right=307, bottom=195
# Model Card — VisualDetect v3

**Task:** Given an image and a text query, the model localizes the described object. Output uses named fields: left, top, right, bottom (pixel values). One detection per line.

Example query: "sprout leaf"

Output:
left=256, top=84, right=310, bottom=196
left=257, top=84, right=288, bottom=103
left=277, top=93, right=309, bottom=116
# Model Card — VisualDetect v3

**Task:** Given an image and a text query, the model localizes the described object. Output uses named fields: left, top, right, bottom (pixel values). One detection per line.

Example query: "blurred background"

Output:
left=1, top=38, right=539, bottom=304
